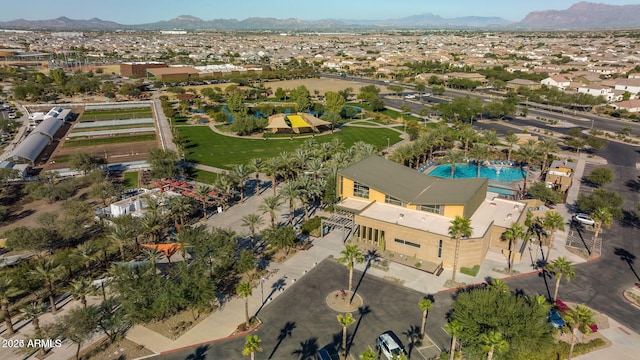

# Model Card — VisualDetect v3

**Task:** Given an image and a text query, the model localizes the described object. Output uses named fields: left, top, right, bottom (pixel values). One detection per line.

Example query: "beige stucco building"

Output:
left=335, top=156, right=527, bottom=272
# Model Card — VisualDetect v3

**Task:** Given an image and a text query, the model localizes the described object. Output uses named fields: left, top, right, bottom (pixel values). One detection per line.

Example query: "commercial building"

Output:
left=120, top=62, right=167, bottom=78
left=145, top=66, right=199, bottom=81
left=334, top=156, right=527, bottom=272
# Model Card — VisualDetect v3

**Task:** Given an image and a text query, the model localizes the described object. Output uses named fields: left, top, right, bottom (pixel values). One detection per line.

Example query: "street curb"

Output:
left=158, top=319, right=264, bottom=355
left=436, top=269, right=542, bottom=293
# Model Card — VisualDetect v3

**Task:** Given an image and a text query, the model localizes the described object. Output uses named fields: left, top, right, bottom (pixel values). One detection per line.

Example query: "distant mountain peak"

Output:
left=174, top=15, right=203, bottom=21
left=518, top=1, right=640, bottom=29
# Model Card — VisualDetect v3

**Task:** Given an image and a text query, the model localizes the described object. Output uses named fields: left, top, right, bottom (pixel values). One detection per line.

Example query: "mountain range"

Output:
left=0, top=2, right=638, bottom=31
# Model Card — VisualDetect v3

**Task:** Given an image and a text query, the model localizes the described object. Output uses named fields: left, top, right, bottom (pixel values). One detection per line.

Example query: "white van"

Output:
left=376, top=331, right=406, bottom=360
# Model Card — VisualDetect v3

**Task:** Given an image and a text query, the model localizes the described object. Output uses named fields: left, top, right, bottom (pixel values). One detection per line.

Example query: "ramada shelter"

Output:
left=335, top=155, right=528, bottom=273
left=266, top=113, right=330, bottom=133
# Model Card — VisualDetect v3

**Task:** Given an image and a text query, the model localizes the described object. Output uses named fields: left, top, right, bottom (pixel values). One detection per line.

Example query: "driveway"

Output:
left=155, top=260, right=444, bottom=360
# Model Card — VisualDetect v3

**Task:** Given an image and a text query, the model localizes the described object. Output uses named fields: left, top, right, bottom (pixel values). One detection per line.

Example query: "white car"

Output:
left=376, top=331, right=406, bottom=360
left=7, top=113, right=16, bottom=119
left=404, top=94, right=416, bottom=99
left=573, top=213, right=595, bottom=226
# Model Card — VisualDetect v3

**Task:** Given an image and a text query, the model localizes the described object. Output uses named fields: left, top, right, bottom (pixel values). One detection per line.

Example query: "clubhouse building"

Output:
left=334, top=156, right=528, bottom=273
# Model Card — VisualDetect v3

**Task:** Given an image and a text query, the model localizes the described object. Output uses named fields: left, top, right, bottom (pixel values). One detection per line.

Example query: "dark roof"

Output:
left=338, top=155, right=487, bottom=206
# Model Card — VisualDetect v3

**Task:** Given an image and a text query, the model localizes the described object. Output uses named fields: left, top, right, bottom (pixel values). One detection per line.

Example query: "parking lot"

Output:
left=156, top=260, right=445, bottom=360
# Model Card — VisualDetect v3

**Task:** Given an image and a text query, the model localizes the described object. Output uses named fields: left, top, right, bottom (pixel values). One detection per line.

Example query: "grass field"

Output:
left=191, top=169, right=219, bottom=185
left=178, top=125, right=402, bottom=169
left=81, top=108, right=153, bottom=122
left=63, top=134, right=156, bottom=147
left=123, top=171, right=139, bottom=189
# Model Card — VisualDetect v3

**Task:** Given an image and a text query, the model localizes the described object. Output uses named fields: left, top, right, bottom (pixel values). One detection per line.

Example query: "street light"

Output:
left=260, top=277, right=266, bottom=303
left=386, top=137, right=390, bottom=152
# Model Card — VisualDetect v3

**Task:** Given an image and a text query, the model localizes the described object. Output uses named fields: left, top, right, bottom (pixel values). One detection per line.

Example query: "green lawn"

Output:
left=123, top=171, right=139, bottom=189
left=191, top=169, right=219, bottom=185
left=81, top=109, right=153, bottom=122
left=178, top=125, right=402, bottom=170
left=63, top=134, right=156, bottom=147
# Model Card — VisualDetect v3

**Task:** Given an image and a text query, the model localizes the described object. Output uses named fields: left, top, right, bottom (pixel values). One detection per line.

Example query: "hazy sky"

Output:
left=2, top=0, right=639, bottom=24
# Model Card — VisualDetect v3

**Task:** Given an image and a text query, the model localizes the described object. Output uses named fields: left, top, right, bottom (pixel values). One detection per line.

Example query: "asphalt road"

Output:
left=156, top=260, right=445, bottom=360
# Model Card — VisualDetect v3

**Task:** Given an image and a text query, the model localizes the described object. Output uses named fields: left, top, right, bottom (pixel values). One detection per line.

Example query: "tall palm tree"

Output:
left=242, top=335, right=263, bottom=360
left=233, top=164, right=252, bottom=203
left=265, top=157, right=281, bottom=195
left=515, top=141, right=541, bottom=195
left=31, top=259, right=63, bottom=314
left=504, top=131, right=519, bottom=163
left=458, top=124, right=476, bottom=156
left=248, top=157, right=265, bottom=188
left=547, top=256, right=575, bottom=302
left=444, top=148, right=465, bottom=178
left=0, top=277, right=22, bottom=335
left=258, top=195, right=282, bottom=228
left=295, top=177, right=320, bottom=222
left=338, top=245, right=365, bottom=304
left=503, top=223, right=526, bottom=274
left=480, top=330, right=508, bottom=360
left=483, top=129, right=499, bottom=147
left=445, top=320, right=463, bottom=360
left=20, top=302, right=45, bottom=333
left=469, top=143, right=492, bottom=177
left=140, top=212, right=163, bottom=243
left=418, top=298, right=433, bottom=340
left=564, top=305, right=596, bottom=360
left=141, top=247, right=163, bottom=271
left=337, top=313, right=355, bottom=358
left=194, top=184, right=213, bottom=220
left=448, top=216, right=473, bottom=284
left=237, top=282, right=253, bottom=329
left=305, top=157, right=325, bottom=182
left=69, top=277, right=93, bottom=308
left=543, top=211, right=565, bottom=260
left=241, top=213, right=264, bottom=250
left=591, top=207, right=612, bottom=258
left=279, top=181, right=299, bottom=226
left=538, top=137, right=560, bottom=173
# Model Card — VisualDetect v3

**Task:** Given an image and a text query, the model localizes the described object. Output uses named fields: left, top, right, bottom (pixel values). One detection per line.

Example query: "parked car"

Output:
left=7, top=113, right=16, bottom=119
left=572, top=213, right=595, bottom=226
left=315, top=345, right=339, bottom=360
left=376, top=331, right=406, bottom=360
left=404, top=94, right=416, bottom=99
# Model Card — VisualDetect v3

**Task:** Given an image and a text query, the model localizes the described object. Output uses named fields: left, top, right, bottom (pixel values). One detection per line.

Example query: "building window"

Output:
left=353, top=182, right=370, bottom=199
left=385, top=195, right=404, bottom=206
left=438, top=240, right=443, bottom=258
left=394, top=238, right=421, bottom=248
left=420, top=204, right=443, bottom=215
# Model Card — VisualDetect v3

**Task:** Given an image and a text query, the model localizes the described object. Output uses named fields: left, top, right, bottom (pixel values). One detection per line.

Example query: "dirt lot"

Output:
left=46, top=140, right=158, bottom=170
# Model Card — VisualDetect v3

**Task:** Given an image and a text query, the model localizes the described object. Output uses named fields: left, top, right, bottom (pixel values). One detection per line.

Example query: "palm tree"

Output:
left=75, top=242, right=98, bottom=272
left=479, top=330, right=508, bottom=360
left=279, top=181, right=300, bottom=226
left=543, top=211, right=565, bottom=260
left=305, top=157, right=325, bottom=182
left=564, top=305, right=596, bottom=360
left=337, top=313, right=355, bottom=358
left=515, top=141, right=541, bottom=195
left=265, top=157, right=280, bottom=195
left=108, top=224, right=134, bottom=260
left=444, top=148, right=465, bottom=178
left=503, top=223, right=526, bottom=274
left=0, top=277, right=22, bottom=335
left=469, top=143, right=492, bottom=177
left=338, top=245, right=365, bottom=304
left=547, top=257, right=575, bottom=302
left=233, top=164, right=252, bottom=203
left=194, top=184, right=213, bottom=220
left=248, top=157, right=265, bottom=182
left=483, top=129, right=499, bottom=147
left=258, top=195, right=282, bottom=228
left=20, top=302, right=45, bottom=333
left=458, top=124, right=476, bottom=156
left=69, top=277, right=93, bottom=308
left=215, top=174, right=236, bottom=210
left=418, top=298, right=433, bottom=340
left=237, top=282, right=253, bottom=329
left=141, top=247, right=163, bottom=271
left=538, top=137, right=559, bottom=173
left=241, top=213, right=264, bottom=250
left=296, top=177, right=320, bottom=222
left=242, top=335, right=263, bottom=360
left=591, top=207, right=612, bottom=257
left=140, top=212, right=163, bottom=243
left=169, top=195, right=193, bottom=228
left=504, top=131, right=519, bottom=163
left=445, top=320, right=463, bottom=360
left=488, top=278, right=509, bottom=294
left=448, top=216, right=473, bottom=284
left=31, top=259, right=63, bottom=314
left=360, top=348, right=378, bottom=360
